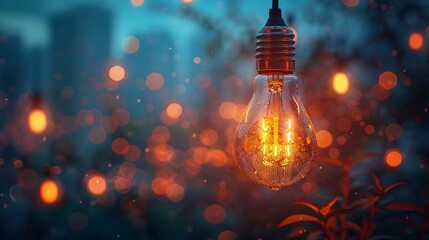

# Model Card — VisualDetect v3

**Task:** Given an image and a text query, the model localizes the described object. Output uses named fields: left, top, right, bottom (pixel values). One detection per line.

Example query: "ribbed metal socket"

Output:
left=256, top=25, right=295, bottom=74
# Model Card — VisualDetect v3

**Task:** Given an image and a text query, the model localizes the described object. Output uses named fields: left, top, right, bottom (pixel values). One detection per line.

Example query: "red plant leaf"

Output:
left=345, top=221, right=362, bottom=234
left=370, top=173, right=383, bottom=192
left=320, top=157, right=344, bottom=168
left=326, top=216, right=337, bottom=229
left=383, top=182, right=404, bottom=194
left=286, top=227, right=307, bottom=239
left=424, top=220, right=429, bottom=231
left=350, top=196, right=379, bottom=209
left=278, top=214, right=321, bottom=228
left=366, top=222, right=376, bottom=238
left=382, top=202, right=425, bottom=212
left=350, top=152, right=378, bottom=165
left=306, top=230, right=323, bottom=240
left=292, top=202, right=319, bottom=214
left=327, top=209, right=357, bottom=218
left=320, top=197, right=338, bottom=217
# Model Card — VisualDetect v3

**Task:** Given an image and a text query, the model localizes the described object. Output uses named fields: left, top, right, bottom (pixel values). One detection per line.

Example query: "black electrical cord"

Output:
left=266, top=0, right=285, bottom=26
left=272, top=0, right=279, bottom=9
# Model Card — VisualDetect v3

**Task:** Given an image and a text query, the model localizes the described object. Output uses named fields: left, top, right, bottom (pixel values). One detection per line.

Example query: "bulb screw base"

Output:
left=256, top=22, right=295, bottom=74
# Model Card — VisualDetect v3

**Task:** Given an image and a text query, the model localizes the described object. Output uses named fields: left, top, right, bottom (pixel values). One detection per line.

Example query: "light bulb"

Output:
left=234, top=3, right=317, bottom=190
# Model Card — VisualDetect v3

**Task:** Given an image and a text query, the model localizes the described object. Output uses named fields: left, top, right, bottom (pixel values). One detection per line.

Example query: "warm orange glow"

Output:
left=219, top=101, right=238, bottom=119
left=146, top=73, right=164, bottom=90
left=160, top=110, right=179, bottom=126
left=333, top=72, right=349, bottom=94
left=153, top=144, right=174, bottom=162
left=166, top=183, right=185, bottom=203
left=109, top=65, right=126, bottom=82
left=183, top=0, right=193, bottom=3
left=130, top=0, right=144, bottom=7
left=258, top=117, right=294, bottom=166
left=409, top=33, right=423, bottom=50
left=379, top=71, right=397, bottom=90
left=385, top=148, right=402, bottom=167
left=208, top=149, right=228, bottom=167
left=40, top=180, right=59, bottom=204
left=88, top=175, right=107, bottom=195
left=151, top=177, right=170, bottom=195
left=166, top=103, right=183, bottom=119
left=200, top=128, right=218, bottom=146
left=316, top=130, right=332, bottom=148
left=28, top=109, right=47, bottom=134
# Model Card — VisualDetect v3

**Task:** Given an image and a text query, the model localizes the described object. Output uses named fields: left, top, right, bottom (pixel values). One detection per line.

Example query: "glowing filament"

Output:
left=28, top=109, right=47, bottom=134
left=261, top=117, right=293, bottom=166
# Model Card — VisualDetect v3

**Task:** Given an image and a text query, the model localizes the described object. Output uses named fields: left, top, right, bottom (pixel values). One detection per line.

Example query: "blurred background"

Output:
left=0, top=0, right=429, bottom=239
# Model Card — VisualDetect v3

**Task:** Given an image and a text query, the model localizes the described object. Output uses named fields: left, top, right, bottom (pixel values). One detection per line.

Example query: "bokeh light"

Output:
left=385, top=148, right=403, bottom=167
left=204, top=204, right=226, bottom=224
left=146, top=72, right=164, bottom=90
left=166, top=103, right=183, bottom=119
left=218, top=230, right=238, bottom=240
left=1, top=1, right=428, bottom=238
left=200, top=128, right=218, bottom=146
left=130, top=0, right=144, bottom=7
left=28, top=109, right=47, bottom=134
left=333, top=72, right=349, bottom=94
left=13, top=159, right=23, bottom=168
left=342, top=0, right=359, bottom=8
left=219, top=101, right=238, bottom=120
left=87, top=175, right=107, bottom=195
left=40, top=180, right=60, bottom=204
left=316, top=130, right=333, bottom=148
left=109, top=65, right=126, bottom=81
left=112, top=138, right=130, bottom=155
left=409, top=32, right=423, bottom=50
left=122, top=36, right=140, bottom=54
left=378, top=71, right=397, bottom=90
left=193, top=57, right=201, bottom=64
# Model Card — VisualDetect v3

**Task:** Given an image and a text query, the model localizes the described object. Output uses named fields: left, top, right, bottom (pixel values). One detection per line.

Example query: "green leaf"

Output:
left=278, top=214, right=321, bottom=228
left=383, top=182, right=404, bottom=194
left=382, top=202, right=425, bottom=213
left=292, top=202, right=319, bottom=214
left=320, top=157, right=344, bottom=168
left=370, top=173, right=383, bottom=192
left=320, top=197, right=338, bottom=217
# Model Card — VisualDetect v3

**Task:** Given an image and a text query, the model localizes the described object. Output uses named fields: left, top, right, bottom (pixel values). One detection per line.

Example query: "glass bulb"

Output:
left=235, top=74, right=317, bottom=190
